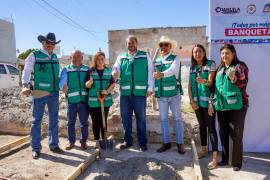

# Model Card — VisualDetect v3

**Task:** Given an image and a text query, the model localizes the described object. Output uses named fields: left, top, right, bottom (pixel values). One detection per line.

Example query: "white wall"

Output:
left=0, top=19, right=16, bottom=64
left=210, top=0, right=270, bottom=152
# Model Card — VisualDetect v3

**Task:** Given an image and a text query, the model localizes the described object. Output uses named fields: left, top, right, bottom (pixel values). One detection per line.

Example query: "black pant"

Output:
left=217, top=107, right=247, bottom=168
left=89, top=107, right=110, bottom=140
left=195, top=107, right=218, bottom=151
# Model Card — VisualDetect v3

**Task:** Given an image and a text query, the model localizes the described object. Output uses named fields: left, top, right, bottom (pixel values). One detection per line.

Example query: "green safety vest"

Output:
left=213, top=65, right=243, bottom=111
left=32, top=50, right=59, bottom=92
left=119, top=50, right=148, bottom=96
left=154, top=54, right=183, bottom=98
left=88, top=67, right=113, bottom=107
left=190, top=60, right=215, bottom=108
left=66, top=64, right=89, bottom=104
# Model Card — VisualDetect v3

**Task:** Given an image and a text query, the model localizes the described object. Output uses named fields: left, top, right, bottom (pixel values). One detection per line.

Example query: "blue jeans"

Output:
left=120, top=95, right=147, bottom=146
left=31, top=92, right=59, bottom=151
left=67, top=102, right=89, bottom=144
left=157, top=92, right=184, bottom=144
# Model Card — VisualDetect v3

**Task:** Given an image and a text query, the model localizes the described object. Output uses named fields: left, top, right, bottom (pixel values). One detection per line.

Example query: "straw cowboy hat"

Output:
left=158, top=36, right=178, bottom=51
left=37, top=32, right=61, bottom=44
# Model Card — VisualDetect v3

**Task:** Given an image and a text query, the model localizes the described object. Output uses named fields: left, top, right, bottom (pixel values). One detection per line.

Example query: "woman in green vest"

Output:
left=85, top=51, right=115, bottom=148
left=208, top=44, right=249, bottom=171
left=188, top=44, right=218, bottom=169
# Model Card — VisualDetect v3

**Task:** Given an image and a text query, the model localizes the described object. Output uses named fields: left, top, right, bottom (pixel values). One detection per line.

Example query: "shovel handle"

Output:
left=97, top=92, right=107, bottom=131
left=97, top=92, right=106, bottom=104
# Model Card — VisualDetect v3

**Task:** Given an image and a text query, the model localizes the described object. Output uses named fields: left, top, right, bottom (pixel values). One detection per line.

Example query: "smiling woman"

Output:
left=209, top=43, right=249, bottom=171
left=86, top=51, right=115, bottom=149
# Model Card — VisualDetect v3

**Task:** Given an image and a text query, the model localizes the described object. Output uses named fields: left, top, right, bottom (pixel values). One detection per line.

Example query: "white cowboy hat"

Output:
left=157, top=36, right=178, bottom=51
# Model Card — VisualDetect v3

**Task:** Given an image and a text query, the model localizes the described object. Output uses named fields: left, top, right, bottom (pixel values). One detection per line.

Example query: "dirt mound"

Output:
left=0, top=86, right=199, bottom=144
left=94, top=157, right=181, bottom=180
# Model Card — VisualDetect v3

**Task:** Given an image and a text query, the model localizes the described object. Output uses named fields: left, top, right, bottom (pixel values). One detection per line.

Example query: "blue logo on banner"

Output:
left=211, top=39, right=270, bottom=44
left=263, top=3, right=270, bottom=12
left=215, top=7, right=240, bottom=14
left=247, top=4, right=256, bottom=14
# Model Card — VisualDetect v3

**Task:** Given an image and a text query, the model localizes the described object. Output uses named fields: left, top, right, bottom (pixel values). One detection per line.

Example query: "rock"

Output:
left=0, top=86, right=200, bottom=145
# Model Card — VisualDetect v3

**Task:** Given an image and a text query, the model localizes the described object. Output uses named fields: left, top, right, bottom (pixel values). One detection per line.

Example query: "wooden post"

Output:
left=191, top=139, right=203, bottom=180
left=64, top=149, right=100, bottom=180
left=0, top=135, right=30, bottom=154
left=152, top=96, right=158, bottom=111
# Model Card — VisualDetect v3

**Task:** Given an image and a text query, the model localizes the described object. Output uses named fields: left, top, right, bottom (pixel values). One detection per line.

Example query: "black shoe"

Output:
left=157, top=143, right=171, bottom=153
left=218, top=161, right=228, bottom=166
left=139, top=145, right=147, bottom=152
left=233, top=166, right=241, bottom=171
left=50, top=147, right=64, bottom=154
left=177, top=144, right=185, bottom=154
left=119, top=142, right=132, bottom=150
left=32, top=151, right=40, bottom=159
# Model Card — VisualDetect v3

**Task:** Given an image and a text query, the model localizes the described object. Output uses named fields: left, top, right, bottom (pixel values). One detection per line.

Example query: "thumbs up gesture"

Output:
left=228, top=66, right=236, bottom=81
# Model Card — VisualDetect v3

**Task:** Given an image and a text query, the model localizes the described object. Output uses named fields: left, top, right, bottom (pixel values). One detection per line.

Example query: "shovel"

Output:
left=31, top=90, right=50, bottom=98
left=97, top=92, right=113, bottom=150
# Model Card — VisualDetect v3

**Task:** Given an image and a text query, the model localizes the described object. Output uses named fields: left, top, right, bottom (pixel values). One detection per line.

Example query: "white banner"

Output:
left=210, top=0, right=270, bottom=152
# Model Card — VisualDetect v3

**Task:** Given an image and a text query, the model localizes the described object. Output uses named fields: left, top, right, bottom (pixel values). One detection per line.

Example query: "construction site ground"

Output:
left=0, top=135, right=194, bottom=180
left=1, top=135, right=270, bottom=180
left=200, top=151, right=270, bottom=180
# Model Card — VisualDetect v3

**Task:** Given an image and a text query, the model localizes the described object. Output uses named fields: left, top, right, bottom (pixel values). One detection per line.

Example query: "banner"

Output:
left=210, top=0, right=270, bottom=152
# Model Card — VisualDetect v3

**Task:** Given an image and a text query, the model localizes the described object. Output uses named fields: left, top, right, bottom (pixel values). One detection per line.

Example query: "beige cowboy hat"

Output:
left=157, top=36, right=178, bottom=51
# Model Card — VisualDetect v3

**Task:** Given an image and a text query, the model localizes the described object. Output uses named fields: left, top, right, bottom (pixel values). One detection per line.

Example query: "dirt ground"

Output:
left=0, top=135, right=23, bottom=146
left=0, top=135, right=194, bottom=180
left=200, top=152, right=270, bottom=180
left=0, top=136, right=97, bottom=179
left=1, top=135, right=270, bottom=180
left=79, top=144, right=194, bottom=180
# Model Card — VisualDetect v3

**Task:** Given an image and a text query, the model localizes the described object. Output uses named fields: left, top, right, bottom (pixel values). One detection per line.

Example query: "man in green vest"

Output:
left=21, top=32, right=63, bottom=159
left=112, top=35, right=154, bottom=151
left=59, top=50, right=90, bottom=150
left=153, top=36, right=185, bottom=154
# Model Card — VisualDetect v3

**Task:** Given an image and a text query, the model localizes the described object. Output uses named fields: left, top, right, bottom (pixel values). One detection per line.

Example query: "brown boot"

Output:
left=81, top=142, right=87, bottom=150
left=177, top=144, right=185, bottom=154
left=157, top=143, right=171, bottom=153
left=65, top=143, right=74, bottom=150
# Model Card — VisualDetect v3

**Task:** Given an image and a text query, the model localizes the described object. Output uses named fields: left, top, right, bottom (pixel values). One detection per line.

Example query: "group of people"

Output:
left=188, top=44, right=249, bottom=171
left=21, top=32, right=248, bottom=172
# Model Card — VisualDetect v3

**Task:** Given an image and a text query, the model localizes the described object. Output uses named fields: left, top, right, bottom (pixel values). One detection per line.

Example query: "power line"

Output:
left=72, top=0, right=107, bottom=33
left=39, top=0, right=107, bottom=43
left=31, top=0, right=80, bottom=30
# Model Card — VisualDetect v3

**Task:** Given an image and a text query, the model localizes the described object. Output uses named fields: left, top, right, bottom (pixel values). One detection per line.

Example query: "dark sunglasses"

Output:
left=45, top=41, right=56, bottom=45
left=159, top=43, right=170, bottom=47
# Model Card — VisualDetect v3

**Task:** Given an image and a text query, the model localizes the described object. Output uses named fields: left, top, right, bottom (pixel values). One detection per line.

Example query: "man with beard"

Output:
left=112, top=35, right=154, bottom=151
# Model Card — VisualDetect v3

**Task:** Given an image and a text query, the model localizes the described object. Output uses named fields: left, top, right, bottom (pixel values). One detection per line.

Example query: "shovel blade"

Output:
left=99, top=139, right=114, bottom=150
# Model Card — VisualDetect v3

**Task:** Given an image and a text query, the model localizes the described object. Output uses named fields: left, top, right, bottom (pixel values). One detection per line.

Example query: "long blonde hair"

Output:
left=91, top=51, right=106, bottom=69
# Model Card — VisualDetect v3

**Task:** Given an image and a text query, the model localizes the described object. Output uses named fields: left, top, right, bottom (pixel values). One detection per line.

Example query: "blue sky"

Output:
left=1, top=0, right=209, bottom=56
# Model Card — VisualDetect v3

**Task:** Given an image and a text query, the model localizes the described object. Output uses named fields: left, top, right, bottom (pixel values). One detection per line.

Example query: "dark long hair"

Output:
left=191, top=44, right=208, bottom=70
left=220, top=44, right=240, bottom=67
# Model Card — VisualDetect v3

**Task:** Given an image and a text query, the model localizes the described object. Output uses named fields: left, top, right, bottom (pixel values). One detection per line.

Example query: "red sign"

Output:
left=225, top=28, right=270, bottom=36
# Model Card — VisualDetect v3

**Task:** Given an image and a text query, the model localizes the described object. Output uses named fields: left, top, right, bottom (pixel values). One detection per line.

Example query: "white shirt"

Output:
left=160, top=53, right=180, bottom=79
left=112, top=51, right=154, bottom=92
left=22, top=49, right=60, bottom=85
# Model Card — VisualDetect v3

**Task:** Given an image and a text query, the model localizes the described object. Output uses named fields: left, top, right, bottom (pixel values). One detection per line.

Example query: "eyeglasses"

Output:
left=45, top=41, right=56, bottom=46
left=159, top=43, right=170, bottom=48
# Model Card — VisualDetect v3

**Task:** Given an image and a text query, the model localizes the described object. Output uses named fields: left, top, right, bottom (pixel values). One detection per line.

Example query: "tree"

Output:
left=18, top=49, right=35, bottom=60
